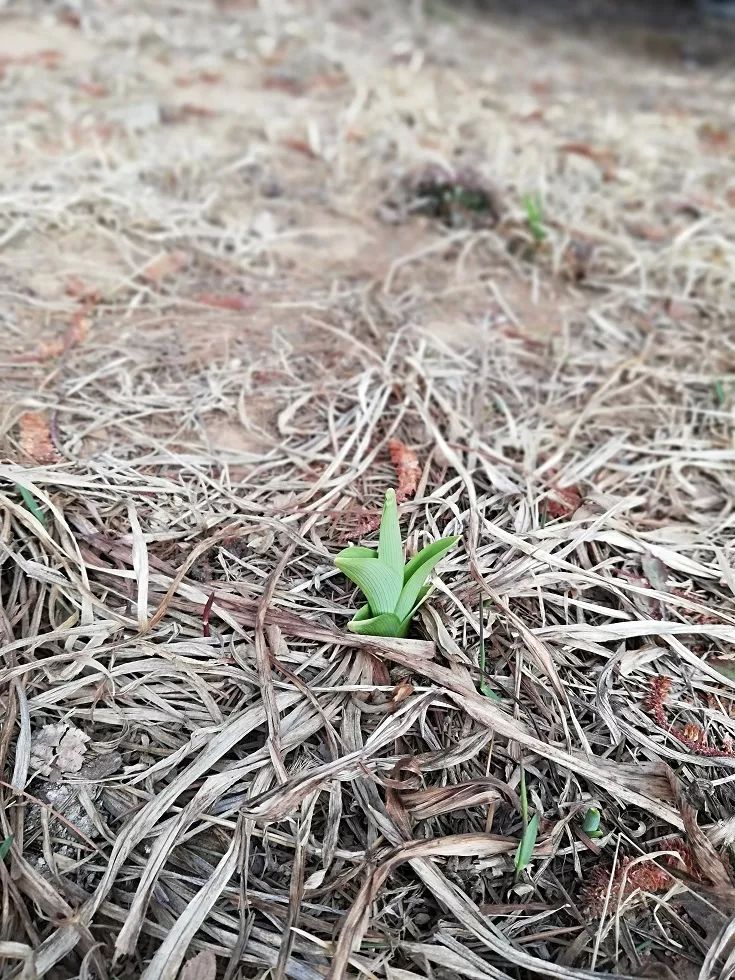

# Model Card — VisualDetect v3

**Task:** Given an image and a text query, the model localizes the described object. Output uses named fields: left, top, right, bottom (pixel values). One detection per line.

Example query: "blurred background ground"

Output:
left=1, top=1, right=735, bottom=978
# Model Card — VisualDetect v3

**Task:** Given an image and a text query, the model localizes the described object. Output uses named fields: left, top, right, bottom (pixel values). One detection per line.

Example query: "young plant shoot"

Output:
left=334, top=489, right=458, bottom=638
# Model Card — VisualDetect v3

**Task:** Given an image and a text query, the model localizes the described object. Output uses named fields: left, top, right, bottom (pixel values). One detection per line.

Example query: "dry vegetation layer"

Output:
left=1, top=0, right=735, bottom=978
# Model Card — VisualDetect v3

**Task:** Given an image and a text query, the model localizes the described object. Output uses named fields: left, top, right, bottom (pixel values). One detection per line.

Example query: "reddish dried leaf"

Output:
left=282, top=137, right=317, bottom=158
left=263, top=74, right=304, bottom=95
left=645, top=675, right=672, bottom=728
left=193, top=293, right=254, bottom=312
left=141, top=250, right=189, bottom=285
left=65, top=276, right=100, bottom=305
left=581, top=842, right=694, bottom=919
left=166, top=103, right=217, bottom=121
left=18, top=412, right=59, bottom=464
left=673, top=722, right=734, bottom=757
left=174, top=71, right=222, bottom=87
left=698, top=122, right=730, bottom=151
left=388, top=439, right=421, bottom=502
left=0, top=49, right=62, bottom=70
left=626, top=221, right=671, bottom=243
left=77, top=81, right=108, bottom=97
left=37, top=313, right=90, bottom=360
left=666, top=299, right=698, bottom=322
left=545, top=486, right=582, bottom=519
left=559, top=142, right=616, bottom=180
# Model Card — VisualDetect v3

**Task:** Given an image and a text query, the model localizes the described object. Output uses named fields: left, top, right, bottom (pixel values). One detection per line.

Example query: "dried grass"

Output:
left=2, top=1, right=735, bottom=978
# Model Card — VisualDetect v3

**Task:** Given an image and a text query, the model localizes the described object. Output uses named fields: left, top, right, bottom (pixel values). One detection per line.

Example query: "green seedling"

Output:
left=17, top=485, right=46, bottom=527
left=515, top=813, right=540, bottom=875
left=582, top=807, right=602, bottom=838
left=0, top=835, right=13, bottom=861
left=522, top=193, right=546, bottom=244
left=514, top=765, right=539, bottom=875
left=334, top=489, right=458, bottom=638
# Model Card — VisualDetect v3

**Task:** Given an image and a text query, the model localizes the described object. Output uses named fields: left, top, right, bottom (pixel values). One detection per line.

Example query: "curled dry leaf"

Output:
left=559, top=141, right=617, bottom=180
left=65, top=275, right=100, bottom=304
left=580, top=839, right=698, bottom=919
left=388, top=439, right=421, bottom=502
left=37, top=312, right=90, bottom=361
left=18, top=411, right=59, bottom=464
left=141, top=250, right=189, bottom=285
left=193, top=292, right=253, bottom=311
left=545, top=485, right=582, bottom=519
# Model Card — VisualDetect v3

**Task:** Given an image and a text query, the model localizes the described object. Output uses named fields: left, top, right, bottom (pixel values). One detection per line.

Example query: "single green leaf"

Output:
left=0, top=835, right=13, bottom=861
left=395, top=612, right=417, bottom=637
left=378, top=489, right=403, bottom=576
left=335, top=554, right=402, bottom=615
left=582, top=807, right=601, bottom=837
left=710, top=658, right=735, bottom=681
left=351, top=603, right=372, bottom=622
left=395, top=538, right=458, bottom=621
left=17, top=486, right=47, bottom=527
left=514, top=813, right=539, bottom=873
left=347, top=612, right=402, bottom=636
left=522, top=193, right=546, bottom=244
left=334, top=546, right=376, bottom=564
left=402, top=536, right=459, bottom=584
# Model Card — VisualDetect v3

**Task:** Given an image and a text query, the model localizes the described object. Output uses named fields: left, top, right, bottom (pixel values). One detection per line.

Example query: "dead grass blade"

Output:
left=139, top=818, right=243, bottom=980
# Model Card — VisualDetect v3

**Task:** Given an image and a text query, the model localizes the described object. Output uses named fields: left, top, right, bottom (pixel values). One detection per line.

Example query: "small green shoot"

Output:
left=515, top=813, right=539, bottom=875
left=522, top=193, right=546, bottom=244
left=582, top=807, right=603, bottom=839
left=714, top=380, right=734, bottom=406
left=17, top=485, right=47, bottom=527
left=514, top=765, right=539, bottom=875
left=0, top=835, right=13, bottom=861
left=334, top=489, right=458, bottom=638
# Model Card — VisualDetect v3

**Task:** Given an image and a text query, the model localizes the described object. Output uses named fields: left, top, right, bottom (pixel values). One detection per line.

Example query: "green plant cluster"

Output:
left=334, top=489, right=458, bottom=638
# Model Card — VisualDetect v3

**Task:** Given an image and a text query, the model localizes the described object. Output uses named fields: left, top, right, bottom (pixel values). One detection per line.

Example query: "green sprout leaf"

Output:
left=17, top=485, right=47, bottom=527
left=334, top=546, right=376, bottom=564
left=582, top=807, right=602, bottom=838
left=514, top=813, right=539, bottom=874
left=402, top=536, right=458, bottom=583
left=334, top=553, right=402, bottom=615
left=334, top=489, right=458, bottom=638
left=395, top=537, right=458, bottom=621
left=522, top=193, right=546, bottom=244
left=378, top=488, right=403, bottom=576
left=0, top=835, right=13, bottom=861
left=347, top=612, right=403, bottom=636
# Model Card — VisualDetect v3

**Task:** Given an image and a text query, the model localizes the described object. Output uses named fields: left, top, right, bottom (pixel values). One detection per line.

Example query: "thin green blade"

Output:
left=395, top=538, right=458, bottom=620
left=0, top=835, right=12, bottom=861
left=514, top=813, right=539, bottom=873
left=402, top=536, right=459, bottom=584
left=396, top=585, right=431, bottom=637
left=335, top=554, right=402, bottom=615
left=334, top=546, right=376, bottom=564
left=378, top=489, right=403, bottom=576
left=347, top=612, right=402, bottom=637
left=17, top=486, right=47, bottom=527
